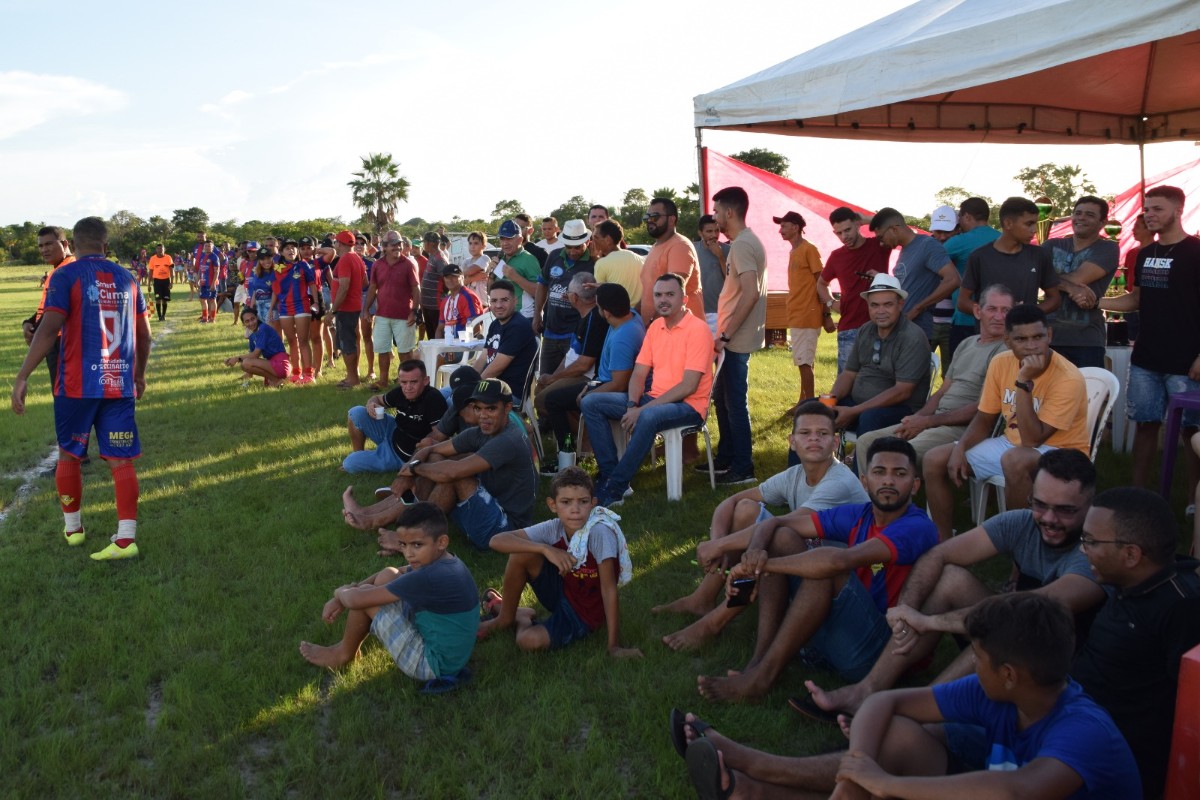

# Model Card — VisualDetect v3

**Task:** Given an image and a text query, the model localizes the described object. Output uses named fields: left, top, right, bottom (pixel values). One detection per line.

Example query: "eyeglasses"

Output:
left=1079, top=535, right=1129, bottom=548
left=871, top=339, right=882, bottom=364
left=1029, top=497, right=1082, bottom=516
left=642, top=212, right=667, bottom=222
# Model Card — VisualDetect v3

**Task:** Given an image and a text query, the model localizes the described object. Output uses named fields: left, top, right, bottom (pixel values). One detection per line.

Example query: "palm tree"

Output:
left=347, top=153, right=411, bottom=235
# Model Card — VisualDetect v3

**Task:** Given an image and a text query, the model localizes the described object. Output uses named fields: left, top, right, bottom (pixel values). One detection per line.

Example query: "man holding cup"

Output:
left=343, top=359, right=447, bottom=474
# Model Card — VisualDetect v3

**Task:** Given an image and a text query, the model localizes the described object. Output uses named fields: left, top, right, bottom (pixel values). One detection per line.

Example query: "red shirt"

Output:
left=820, top=237, right=890, bottom=330
left=334, top=252, right=366, bottom=313
left=371, top=255, right=420, bottom=319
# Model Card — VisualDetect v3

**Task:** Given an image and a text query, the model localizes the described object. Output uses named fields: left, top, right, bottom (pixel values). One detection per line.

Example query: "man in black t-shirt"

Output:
left=958, top=196, right=1061, bottom=316
left=1074, top=487, right=1200, bottom=799
left=473, top=280, right=537, bottom=405
left=1099, top=184, right=1200, bottom=490
left=343, top=359, right=447, bottom=473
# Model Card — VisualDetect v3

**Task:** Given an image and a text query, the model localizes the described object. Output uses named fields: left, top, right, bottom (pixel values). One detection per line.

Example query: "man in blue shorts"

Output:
left=342, top=379, right=536, bottom=551
left=11, top=216, right=151, bottom=560
left=696, top=437, right=938, bottom=702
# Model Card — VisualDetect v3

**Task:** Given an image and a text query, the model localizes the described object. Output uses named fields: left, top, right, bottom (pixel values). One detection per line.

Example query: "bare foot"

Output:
left=476, top=615, right=508, bottom=640
left=805, top=678, right=868, bottom=715
left=377, top=528, right=402, bottom=552
left=299, top=641, right=352, bottom=668
left=651, top=593, right=713, bottom=617
left=662, top=615, right=721, bottom=651
left=697, top=670, right=767, bottom=703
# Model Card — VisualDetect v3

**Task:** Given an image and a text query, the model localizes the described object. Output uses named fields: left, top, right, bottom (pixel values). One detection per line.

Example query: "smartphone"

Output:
left=726, top=577, right=757, bottom=608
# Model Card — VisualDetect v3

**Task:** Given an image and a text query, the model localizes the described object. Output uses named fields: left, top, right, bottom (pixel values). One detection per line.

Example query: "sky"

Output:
left=2, top=0, right=1196, bottom=229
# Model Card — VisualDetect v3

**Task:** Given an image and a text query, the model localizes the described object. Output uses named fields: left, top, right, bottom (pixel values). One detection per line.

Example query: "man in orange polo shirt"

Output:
left=639, top=197, right=704, bottom=321
left=147, top=243, right=175, bottom=321
left=580, top=273, right=714, bottom=508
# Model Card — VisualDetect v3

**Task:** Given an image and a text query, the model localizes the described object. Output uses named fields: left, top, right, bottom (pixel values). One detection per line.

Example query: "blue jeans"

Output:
left=580, top=391, right=702, bottom=498
left=342, top=406, right=407, bottom=473
left=836, top=329, right=858, bottom=374
left=714, top=350, right=752, bottom=474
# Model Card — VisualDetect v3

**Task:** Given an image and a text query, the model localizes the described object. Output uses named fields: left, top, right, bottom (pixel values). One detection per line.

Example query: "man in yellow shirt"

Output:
left=776, top=211, right=828, bottom=410
left=147, top=243, right=175, bottom=321
left=924, top=304, right=1088, bottom=540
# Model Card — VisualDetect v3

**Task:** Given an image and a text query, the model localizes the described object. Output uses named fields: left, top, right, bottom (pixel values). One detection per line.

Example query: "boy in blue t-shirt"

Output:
left=300, top=503, right=479, bottom=692
left=476, top=467, right=642, bottom=657
left=835, top=592, right=1140, bottom=799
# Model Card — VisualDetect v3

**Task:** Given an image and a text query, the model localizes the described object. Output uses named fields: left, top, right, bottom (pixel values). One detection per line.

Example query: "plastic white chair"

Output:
left=969, top=366, right=1120, bottom=522
left=661, top=351, right=725, bottom=501
left=517, top=338, right=545, bottom=463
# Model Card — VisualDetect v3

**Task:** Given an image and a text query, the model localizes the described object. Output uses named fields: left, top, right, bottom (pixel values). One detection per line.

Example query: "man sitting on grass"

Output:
left=695, top=437, right=938, bottom=703
left=343, top=359, right=446, bottom=474
left=299, top=503, right=479, bottom=694
left=801, top=448, right=1104, bottom=721
left=652, top=400, right=868, bottom=651
left=342, top=379, right=536, bottom=551
left=674, top=594, right=1140, bottom=799
left=476, top=467, right=643, bottom=657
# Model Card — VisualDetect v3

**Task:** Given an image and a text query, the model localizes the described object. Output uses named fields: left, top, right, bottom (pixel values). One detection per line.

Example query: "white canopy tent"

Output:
left=693, top=0, right=1200, bottom=184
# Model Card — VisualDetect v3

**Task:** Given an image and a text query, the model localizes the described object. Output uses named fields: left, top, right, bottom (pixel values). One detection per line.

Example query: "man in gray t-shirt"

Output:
left=856, top=284, right=1014, bottom=469
left=341, top=379, right=535, bottom=551
left=656, top=401, right=869, bottom=650
left=694, top=214, right=729, bottom=335
left=803, top=449, right=1106, bottom=717
left=829, top=274, right=931, bottom=438
left=1044, top=196, right=1120, bottom=369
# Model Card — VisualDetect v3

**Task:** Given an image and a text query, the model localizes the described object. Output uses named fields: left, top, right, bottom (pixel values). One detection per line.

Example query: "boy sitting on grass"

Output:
left=476, top=467, right=643, bottom=658
left=299, top=503, right=479, bottom=692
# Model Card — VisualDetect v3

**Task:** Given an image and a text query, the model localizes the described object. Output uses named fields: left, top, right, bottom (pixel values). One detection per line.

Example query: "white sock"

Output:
left=117, top=519, right=137, bottom=541
left=64, top=512, right=82, bottom=531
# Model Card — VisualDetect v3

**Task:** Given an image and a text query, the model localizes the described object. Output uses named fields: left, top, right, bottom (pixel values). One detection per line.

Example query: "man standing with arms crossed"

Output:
left=329, top=230, right=367, bottom=388
left=12, top=217, right=151, bottom=560
left=22, top=226, right=75, bottom=386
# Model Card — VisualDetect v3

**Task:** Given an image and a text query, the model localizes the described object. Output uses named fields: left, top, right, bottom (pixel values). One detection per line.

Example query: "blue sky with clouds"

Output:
left=2, top=0, right=1194, bottom=228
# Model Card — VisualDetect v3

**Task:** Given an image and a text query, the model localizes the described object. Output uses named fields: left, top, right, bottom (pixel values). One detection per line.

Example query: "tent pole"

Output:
left=1139, top=141, right=1146, bottom=196
left=696, top=128, right=706, bottom=212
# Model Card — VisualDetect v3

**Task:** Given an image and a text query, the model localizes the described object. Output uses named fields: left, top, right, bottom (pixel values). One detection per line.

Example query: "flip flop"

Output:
left=419, top=666, right=472, bottom=696
left=686, top=737, right=735, bottom=800
left=480, top=588, right=503, bottom=619
left=787, top=694, right=842, bottom=726
left=669, top=708, right=711, bottom=759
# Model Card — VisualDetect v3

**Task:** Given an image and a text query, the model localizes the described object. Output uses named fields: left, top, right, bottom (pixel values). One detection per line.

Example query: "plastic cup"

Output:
left=558, top=451, right=577, bottom=470
left=458, top=329, right=471, bottom=342
left=373, top=406, right=386, bottom=420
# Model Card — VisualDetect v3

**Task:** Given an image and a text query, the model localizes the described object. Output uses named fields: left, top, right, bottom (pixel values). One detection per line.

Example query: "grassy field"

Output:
left=0, top=262, right=1170, bottom=798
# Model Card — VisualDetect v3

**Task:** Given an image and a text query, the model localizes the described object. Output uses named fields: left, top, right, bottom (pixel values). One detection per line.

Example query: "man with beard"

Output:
left=801, top=448, right=1104, bottom=720
left=639, top=197, right=704, bottom=322
left=1100, top=185, right=1200, bottom=492
left=695, top=437, right=938, bottom=703
left=1044, top=195, right=1119, bottom=369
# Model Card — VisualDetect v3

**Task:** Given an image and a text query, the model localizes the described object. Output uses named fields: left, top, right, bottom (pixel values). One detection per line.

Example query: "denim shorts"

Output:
left=964, top=437, right=1054, bottom=481
left=450, top=483, right=508, bottom=550
left=1127, top=364, right=1200, bottom=426
left=342, top=406, right=407, bottom=473
left=790, top=573, right=891, bottom=682
left=528, top=565, right=594, bottom=650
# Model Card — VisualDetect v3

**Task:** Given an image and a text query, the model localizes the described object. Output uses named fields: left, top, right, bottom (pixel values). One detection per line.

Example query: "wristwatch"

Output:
left=1015, top=379, right=1034, bottom=393
left=626, top=400, right=637, bottom=408
left=719, top=333, right=731, bottom=343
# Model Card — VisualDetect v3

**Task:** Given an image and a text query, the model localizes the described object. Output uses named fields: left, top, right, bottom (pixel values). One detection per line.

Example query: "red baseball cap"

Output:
left=334, top=230, right=356, bottom=246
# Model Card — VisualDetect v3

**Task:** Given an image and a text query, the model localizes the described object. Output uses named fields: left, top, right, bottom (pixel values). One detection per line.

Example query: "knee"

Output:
left=731, top=498, right=763, bottom=530
left=376, top=567, right=401, bottom=583
left=999, top=447, right=1037, bottom=477
left=515, top=626, right=550, bottom=652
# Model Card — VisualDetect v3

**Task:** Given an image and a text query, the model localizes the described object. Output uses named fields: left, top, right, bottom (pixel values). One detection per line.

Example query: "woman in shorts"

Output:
left=269, top=240, right=319, bottom=384
left=225, top=307, right=290, bottom=388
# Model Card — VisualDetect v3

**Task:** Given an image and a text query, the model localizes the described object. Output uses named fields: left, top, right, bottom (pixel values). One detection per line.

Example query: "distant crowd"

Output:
left=13, top=183, right=1200, bottom=798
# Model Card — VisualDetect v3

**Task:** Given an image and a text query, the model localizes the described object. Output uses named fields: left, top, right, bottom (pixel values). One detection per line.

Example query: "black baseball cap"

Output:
left=442, top=263, right=463, bottom=277
left=469, top=378, right=512, bottom=404
left=448, top=365, right=480, bottom=390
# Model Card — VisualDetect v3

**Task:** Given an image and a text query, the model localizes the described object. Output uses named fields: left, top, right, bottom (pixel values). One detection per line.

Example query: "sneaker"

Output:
left=695, top=462, right=729, bottom=475
left=90, top=540, right=139, bottom=561
left=597, top=492, right=625, bottom=508
left=374, top=486, right=393, bottom=500
left=715, top=470, right=757, bottom=485
left=289, top=374, right=302, bottom=383
left=64, top=528, right=85, bottom=546
left=298, top=375, right=315, bottom=385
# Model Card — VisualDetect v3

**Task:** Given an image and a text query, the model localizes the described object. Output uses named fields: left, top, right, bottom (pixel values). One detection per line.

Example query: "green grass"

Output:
left=0, top=263, right=1175, bottom=798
